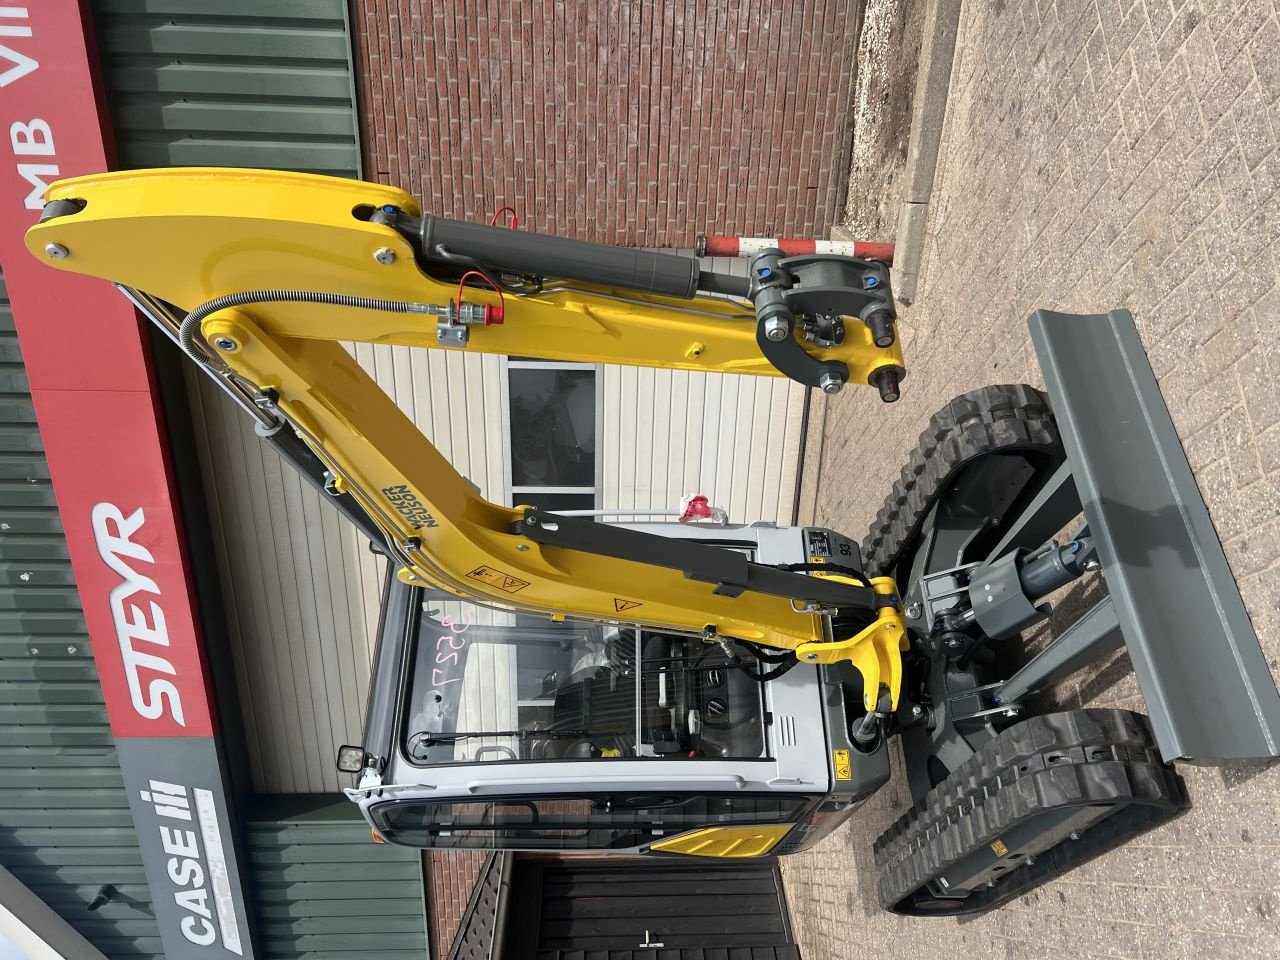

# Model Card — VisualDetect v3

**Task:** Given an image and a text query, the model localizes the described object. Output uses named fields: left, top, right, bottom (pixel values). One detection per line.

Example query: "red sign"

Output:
left=1, top=0, right=216, bottom=737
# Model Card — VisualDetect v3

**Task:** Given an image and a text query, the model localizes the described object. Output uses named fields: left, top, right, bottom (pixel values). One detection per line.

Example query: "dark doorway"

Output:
left=503, top=858, right=800, bottom=960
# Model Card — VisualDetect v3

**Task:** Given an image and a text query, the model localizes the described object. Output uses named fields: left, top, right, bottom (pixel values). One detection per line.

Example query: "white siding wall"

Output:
left=185, top=346, right=506, bottom=793
left=187, top=258, right=806, bottom=793
left=598, top=256, right=806, bottom=525
left=600, top=367, right=805, bottom=524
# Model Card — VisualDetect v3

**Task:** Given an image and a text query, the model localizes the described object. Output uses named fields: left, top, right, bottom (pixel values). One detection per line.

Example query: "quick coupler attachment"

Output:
left=746, top=248, right=901, bottom=399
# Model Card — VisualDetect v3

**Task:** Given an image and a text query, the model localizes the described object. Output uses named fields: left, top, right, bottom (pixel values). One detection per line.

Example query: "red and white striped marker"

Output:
left=698, top=235, right=894, bottom=263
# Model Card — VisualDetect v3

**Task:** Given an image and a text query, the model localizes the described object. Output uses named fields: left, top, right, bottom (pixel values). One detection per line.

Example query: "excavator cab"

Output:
left=348, top=520, right=892, bottom=858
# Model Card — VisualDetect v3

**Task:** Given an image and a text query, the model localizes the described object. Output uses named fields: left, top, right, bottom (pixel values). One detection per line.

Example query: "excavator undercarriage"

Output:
left=26, top=169, right=1280, bottom=916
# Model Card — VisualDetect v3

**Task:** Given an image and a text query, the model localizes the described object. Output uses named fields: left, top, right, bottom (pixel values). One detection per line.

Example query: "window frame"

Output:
left=500, top=357, right=603, bottom=510
left=368, top=791, right=814, bottom=851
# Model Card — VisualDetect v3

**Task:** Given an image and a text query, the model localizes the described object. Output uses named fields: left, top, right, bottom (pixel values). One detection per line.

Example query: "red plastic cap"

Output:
left=679, top=495, right=713, bottom=523
left=485, top=304, right=505, bottom=325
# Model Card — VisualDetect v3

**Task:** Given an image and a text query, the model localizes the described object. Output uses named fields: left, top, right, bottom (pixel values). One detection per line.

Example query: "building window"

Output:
left=505, top=361, right=600, bottom=512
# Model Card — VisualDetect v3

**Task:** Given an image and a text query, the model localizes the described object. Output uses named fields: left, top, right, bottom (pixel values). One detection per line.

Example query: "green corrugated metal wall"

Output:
left=76, top=6, right=427, bottom=960
left=246, top=821, right=427, bottom=960
left=0, top=269, right=163, bottom=959
left=93, top=0, right=362, bottom=177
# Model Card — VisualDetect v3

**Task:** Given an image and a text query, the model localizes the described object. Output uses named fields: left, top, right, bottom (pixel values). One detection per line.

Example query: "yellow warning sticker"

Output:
left=466, top=565, right=530, bottom=594
left=833, top=749, right=852, bottom=781
left=613, top=598, right=643, bottom=613
left=990, top=838, right=1009, bottom=857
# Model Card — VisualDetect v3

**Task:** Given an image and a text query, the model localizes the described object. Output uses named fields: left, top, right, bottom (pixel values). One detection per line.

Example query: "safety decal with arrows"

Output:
left=466, top=565, right=530, bottom=594
left=613, top=598, right=643, bottom=613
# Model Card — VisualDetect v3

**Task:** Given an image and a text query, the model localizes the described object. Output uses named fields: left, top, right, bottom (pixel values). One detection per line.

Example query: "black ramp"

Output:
left=1029, top=309, right=1280, bottom=762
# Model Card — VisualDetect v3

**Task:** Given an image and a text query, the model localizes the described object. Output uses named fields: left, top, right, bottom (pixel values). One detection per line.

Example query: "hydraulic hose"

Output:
left=178, top=289, right=435, bottom=369
left=742, top=656, right=802, bottom=683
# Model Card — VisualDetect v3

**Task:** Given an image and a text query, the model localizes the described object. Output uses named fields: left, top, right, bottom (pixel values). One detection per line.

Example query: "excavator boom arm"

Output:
left=25, top=167, right=904, bottom=664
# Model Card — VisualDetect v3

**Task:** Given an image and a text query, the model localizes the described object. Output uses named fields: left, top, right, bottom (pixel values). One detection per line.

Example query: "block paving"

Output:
left=791, top=2, right=1280, bottom=957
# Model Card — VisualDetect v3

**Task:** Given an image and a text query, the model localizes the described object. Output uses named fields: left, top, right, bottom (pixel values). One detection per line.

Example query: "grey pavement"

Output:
left=790, top=1, right=1280, bottom=957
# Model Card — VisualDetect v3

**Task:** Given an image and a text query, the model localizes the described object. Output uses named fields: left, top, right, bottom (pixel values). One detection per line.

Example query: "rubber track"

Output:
left=873, top=709, right=1188, bottom=915
left=861, top=384, right=1062, bottom=576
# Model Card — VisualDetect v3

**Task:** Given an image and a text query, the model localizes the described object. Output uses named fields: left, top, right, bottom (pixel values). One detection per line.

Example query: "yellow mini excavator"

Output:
left=27, top=168, right=1280, bottom=915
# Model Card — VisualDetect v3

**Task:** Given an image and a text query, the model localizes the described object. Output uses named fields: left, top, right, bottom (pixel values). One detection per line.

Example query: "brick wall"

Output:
left=351, top=1, right=862, bottom=246
left=425, top=850, right=487, bottom=960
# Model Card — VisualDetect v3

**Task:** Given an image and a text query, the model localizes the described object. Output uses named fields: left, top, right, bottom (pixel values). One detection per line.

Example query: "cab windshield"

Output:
left=403, top=598, right=767, bottom=764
